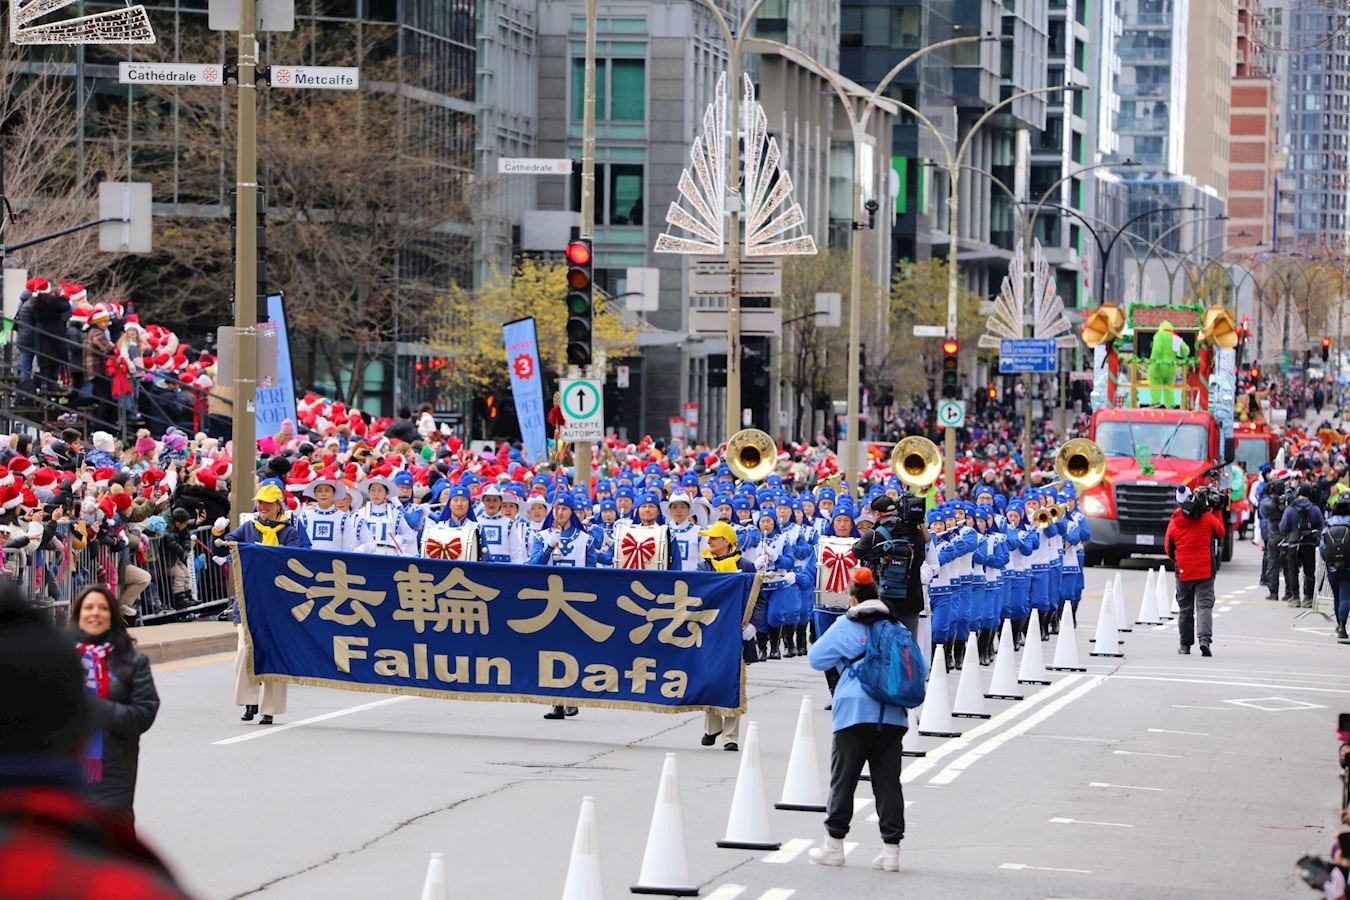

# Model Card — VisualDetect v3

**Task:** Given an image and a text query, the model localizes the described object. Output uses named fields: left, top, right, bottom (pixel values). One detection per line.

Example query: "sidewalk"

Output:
left=130, top=620, right=236, bottom=664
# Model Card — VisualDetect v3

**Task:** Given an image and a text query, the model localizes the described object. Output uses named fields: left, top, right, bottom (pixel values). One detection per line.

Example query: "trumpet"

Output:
left=890, top=435, right=942, bottom=491
left=726, top=428, right=777, bottom=483
left=1033, top=502, right=1063, bottom=527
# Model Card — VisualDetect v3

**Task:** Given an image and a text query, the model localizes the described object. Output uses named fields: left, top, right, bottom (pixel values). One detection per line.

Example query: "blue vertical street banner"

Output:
left=256, top=293, right=298, bottom=435
left=502, top=317, right=547, bottom=464
left=235, top=544, right=755, bottom=713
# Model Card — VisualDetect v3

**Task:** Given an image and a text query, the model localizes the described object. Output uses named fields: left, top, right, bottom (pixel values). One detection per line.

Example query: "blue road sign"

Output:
left=999, top=338, right=1059, bottom=374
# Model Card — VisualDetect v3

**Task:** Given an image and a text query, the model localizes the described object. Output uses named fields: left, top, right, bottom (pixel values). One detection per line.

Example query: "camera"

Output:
left=898, top=493, right=926, bottom=526
left=1180, top=486, right=1226, bottom=518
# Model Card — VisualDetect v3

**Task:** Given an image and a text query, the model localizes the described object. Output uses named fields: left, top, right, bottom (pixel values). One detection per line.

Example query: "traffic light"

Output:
left=564, top=239, right=593, bottom=367
left=941, top=338, right=959, bottom=399
left=1249, top=366, right=1260, bottom=381
left=1322, top=337, right=1332, bottom=363
left=987, top=382, right=997, bottom=401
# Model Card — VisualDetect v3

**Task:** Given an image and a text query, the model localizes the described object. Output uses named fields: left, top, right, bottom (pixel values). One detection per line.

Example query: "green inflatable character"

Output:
left=1147, top=320, right=1189, bottom=408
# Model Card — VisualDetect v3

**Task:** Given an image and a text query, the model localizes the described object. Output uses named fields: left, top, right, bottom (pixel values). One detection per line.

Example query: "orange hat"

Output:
left=852, top=567, right=874, bottom=586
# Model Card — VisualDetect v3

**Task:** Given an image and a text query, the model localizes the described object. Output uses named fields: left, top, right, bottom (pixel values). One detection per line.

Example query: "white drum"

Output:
left=815, top=536, right=858, bottom=610
left=421, top=523, right=479, bottom=562
left=613, top=523, right=669, bottom=570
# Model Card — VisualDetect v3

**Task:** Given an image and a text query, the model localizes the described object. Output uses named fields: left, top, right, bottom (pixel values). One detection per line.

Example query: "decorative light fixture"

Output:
left=10, top=0, right=155, bottom=44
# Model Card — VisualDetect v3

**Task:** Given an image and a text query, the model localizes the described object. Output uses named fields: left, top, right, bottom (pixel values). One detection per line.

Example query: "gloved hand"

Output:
left=782, top=571, right=796, bottom=586
left=542, top=530, right=561, bottom=548
left=742, top=624, right=757, bottom=641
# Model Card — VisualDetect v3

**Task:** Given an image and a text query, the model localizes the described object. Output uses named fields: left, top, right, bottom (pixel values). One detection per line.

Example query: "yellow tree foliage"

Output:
left=887, top=259, right=984, bottom=400
left=431, top=258, right=638, bottom=392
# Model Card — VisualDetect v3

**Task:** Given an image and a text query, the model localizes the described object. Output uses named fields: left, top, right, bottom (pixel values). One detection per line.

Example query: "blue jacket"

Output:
left=1280, top=497, right=1325, bottom=536
left=808, top=599, right=909, bottom=731
left=219, top=517, right=310, bottom=623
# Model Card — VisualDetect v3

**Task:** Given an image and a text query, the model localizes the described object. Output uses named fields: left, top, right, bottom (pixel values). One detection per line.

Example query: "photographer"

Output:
left=852, top=495, right=927, bottom=637
left=1281, top=483, right=1325, bottom=609
left=1259, top=470, right=1289, bottom=601
left=1164, top=486, right=1226, bottom=657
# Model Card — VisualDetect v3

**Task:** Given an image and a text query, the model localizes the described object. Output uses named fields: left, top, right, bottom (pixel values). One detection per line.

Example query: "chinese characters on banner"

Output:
left=236, top=545, right=754, bottom=714
left=501, top=317, right=548, bottom=464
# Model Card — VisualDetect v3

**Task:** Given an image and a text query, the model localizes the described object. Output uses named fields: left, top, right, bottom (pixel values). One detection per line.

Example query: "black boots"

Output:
left=1336, top=621, right=1348, bottom=640
left=782, top=627, right=797, bottom=658
left=1013, top=618, right=1028, bottom=652
left=944, top=638, right=962, bottom=670
left=1047, top=607, right=1061, bottom=636
left=796, top=623, right=809, bottom=655
left=756, top=632, right=769, bottom=660
left=977, top=628, right=995, bottom=666
left=241, top=704, right=258, bottom=722
left=768, top=627, right=782, bottom=660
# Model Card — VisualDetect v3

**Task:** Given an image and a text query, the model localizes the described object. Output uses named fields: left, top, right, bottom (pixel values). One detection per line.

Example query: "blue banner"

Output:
left=256, top=293, right=298, bottom=435
left=502, top=317, right=547, bottom=464
left=235, top=545, right=755, bottom=713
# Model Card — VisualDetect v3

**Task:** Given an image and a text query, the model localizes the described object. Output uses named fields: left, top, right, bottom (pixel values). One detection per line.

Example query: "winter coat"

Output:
left=171, top=484, right=231, bottom=525
left=29, top=291, right=71, bottom=362
left=84, top=327, right=115, bottom=380
left=807, top=598, right=909, bottom=731
left=1163, top=508, right=1225, bottom=582
left=384, top=418, right=420, bottom=445
left=851, top=514, right=927, bottom=617
left=1279, top=496, right=1325, bottom=543
left=13, top=295, right=37, bottom=353
left=80, top=640, right=161, bottom=815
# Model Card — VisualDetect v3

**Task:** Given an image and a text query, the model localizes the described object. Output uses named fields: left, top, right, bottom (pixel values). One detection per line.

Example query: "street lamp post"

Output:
left=229, top=0, right=259, bottom=525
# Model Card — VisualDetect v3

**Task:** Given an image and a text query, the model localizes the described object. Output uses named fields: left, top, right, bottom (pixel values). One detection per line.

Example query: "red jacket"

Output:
left=1163, top=508, right=1225, bottom=581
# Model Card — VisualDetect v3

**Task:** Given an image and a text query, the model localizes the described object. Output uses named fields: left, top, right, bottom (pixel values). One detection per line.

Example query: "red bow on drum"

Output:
left=821, top=546, right=856, bottom=593
left=424, top=537, right=462, bottom=560
left=620, top=533, right=657, bottom=569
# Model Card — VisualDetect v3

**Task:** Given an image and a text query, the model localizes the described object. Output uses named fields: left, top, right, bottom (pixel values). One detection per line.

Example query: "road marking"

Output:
left=1000, top=863, right=1093, bottom=874
left=762, top=839, right=814, bottom=864
left=1147, top=728, right=1208, bottom=736
left=900, top=675, right=1087, bottom=784
left=1171, top=705, right=1229, bottom=711
left=1089, top=781, right=1163, bottom=792
left=853, top=797, right=872, bottom=815
left=927, top=677, right=1105, bottom=786
left=1224, top=696, right=1328, bottom=712
left=153, top=653, right=234, bottom=672
left=1049, top=816, right=1133, bottom=828
left=1113, top=675, right=1350, bottom=695
left=865, top=800, right=912, bottom=823
left=707, top=887, right=747, bottom=900
left=211, top=696, right=414, bottom=745
left=757, top=891, right=796, bottom=900
left=1114, top=750, right=1182, bottom=759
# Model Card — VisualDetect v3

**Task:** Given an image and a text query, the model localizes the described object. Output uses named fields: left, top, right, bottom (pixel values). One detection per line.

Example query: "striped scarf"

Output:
left=76, top=642, right=113, bottom=783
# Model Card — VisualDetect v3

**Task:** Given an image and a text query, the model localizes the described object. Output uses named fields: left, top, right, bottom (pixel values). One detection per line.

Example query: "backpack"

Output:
left=847, top=619, right=929, bottom=709
left=1289, top=505, right=1320, bottom=548
left=1320, top=523, right=1350, bottom=567
left=871, top=525, right=915, bottom=599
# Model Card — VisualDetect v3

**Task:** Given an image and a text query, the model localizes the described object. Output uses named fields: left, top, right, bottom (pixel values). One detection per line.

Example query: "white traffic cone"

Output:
left=985, top=620, right=1024, bottom=701
left=1090, top=590, right=1125, bottom=657
left=1017, top=609, right=1052, bottom=685
left=774, top=696, right=827, bottom=812
left=1154, top=567, right=1173, bottom=621
left=1089, top=582, right=1109, bottom=642
left=917, top=644, right=962, bottom=737
left=952, top=634, right=991, bottom=719
left=1167, top=569, right=1180, bottom=616
left=1112, top=576, right=1131, bottom=633
left=420, top=852, right=448, bottom=900
left=1113, top=572, right=1124, bottom=613
left=1136, top=568, right=1162, bottom=625
left=562, top=797, right=604, bottom=900
left=717, top=723, right=780, bottom=850
left=631, top=754, right=697, bottom=896
left=1048, top=601, right=1087, bottom=672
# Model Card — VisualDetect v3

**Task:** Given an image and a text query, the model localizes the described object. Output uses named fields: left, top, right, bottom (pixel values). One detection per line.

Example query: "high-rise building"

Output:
left=1265, top=0, right=1350, bottom=248
left=1185, top=0, right=1238, bottom=202
left=1227, top=0, right=1278, bottom=251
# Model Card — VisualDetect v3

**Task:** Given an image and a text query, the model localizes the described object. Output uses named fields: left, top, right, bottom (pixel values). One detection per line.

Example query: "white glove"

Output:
left=742, top=624, right=757, bottom=641
left=783, top=571, right=796, bottom=586
left=541, top=531, right=561, bottom=548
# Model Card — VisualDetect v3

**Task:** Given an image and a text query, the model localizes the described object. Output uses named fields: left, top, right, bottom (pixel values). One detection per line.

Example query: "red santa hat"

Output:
left=0, top=466, right=12, bottom=489
left=92, top=467, right=114, bottom=488
left=68, top=307, right=91, bottom=329
left=31, top=467, right=57, bottom=493
left=196, top=468, right=218, bottom=492
left=25, top=277, right=50, bottom=294
left=111, top=491, right=132, bottom=514
left=3, top=484, right=24, bottom=511
left=97, top=495, right=115, bottom=520
left=20, top=489, right=38, bottom=510
left=213, top=458, right=232, bottom=481
left=8, top=456, right=32, bottom=477
left=61, top=280, right=87, bottom=304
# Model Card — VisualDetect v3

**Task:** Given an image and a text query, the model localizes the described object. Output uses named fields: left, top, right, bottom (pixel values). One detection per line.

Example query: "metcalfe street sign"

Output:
left=268, top=66, right=359, bottom=90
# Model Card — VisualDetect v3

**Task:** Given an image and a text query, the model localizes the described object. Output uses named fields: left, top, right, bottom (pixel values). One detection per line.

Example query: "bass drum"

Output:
left=422, top=524, right=479, bottom=561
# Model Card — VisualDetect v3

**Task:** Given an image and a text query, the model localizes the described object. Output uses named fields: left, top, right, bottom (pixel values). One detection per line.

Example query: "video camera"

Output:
left=897, top=493, right=926, bottom=527
left=1180, top=465, right=1231, bottom=518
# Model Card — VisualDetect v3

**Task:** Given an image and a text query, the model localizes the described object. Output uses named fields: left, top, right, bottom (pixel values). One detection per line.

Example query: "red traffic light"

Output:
left=565, top=241, right=592, bottom=266
left=941, top=339, right=959, bottom=355
left=1323, top=337, right=1332, bottom=348
left=987, top=382, right=996, bottom=399
left=1250, top=366, right=1260, bottom=379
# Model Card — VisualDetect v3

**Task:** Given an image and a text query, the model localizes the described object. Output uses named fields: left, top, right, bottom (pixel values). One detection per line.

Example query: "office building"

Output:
left=1227, top=0, right=1278, bottom=251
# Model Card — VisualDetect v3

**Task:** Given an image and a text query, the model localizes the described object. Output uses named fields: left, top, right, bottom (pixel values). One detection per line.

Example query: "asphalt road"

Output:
left=133, top=539, right=1349, bottom=899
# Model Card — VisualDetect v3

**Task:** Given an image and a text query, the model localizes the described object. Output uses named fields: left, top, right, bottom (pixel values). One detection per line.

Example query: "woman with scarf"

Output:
left=217, top=483, right=310, bottom=725
left=696, top=521, right=759, bottom=752
left=71, top=584, right=160, bottom=820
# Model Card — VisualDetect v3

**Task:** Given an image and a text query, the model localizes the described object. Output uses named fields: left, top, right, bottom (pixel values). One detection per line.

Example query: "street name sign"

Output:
left=498, top=157, right=573, bottom=175
left=913, top=325, right=946, bottom=337
left=269, top=66, right=359, bottom=90
left=687, top=307, right=782, bottom=337
left=119, top=62, right=225, bottom=86
left=937, top=400, right=966, bottom=428
left=999, top=338, right=1058, bottom=374
left=559, top=378, right=604, bottom=441
left=688, top=257, right=782, bottom=297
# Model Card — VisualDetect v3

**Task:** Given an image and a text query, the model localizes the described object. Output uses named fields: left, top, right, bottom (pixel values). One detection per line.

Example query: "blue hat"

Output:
left=447, top=485, right=471, bottom=501
left=818, top=488, right=836, bottom=502
left=598, top=498, right=618, bottom=513
left=717, top=464, right=734, bottom=478
left=974, top=503, right=994, bottom=521
left=766, top=474, right=783, bottom=487
left=615, top=486, right=636, bottom=500
left=553, top=492, right=583, bottom=512
left=926, top=509, right=944, bottom=525
left=683, top=471, right=700, bottom=486
left=732, top=496, right=752, bottom=513
left=430, top=478, right=452, bottom=501
left=712, top=493, right=733, bottom=508
left=393, top=470, right=414, bottom=488
left=636, top=490, right=661, bottom=508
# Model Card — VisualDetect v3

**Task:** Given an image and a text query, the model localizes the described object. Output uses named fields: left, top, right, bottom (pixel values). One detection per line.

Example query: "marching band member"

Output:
left=1058, top=487, right=1088, bottom=625
left=1002, top=500, right=1037, bottom=650
left=945, top=503, right=978, bottom=670
left=745, top=506, right=795, bottom=660
left=590, top=497, right=620, bottom=566
left=971, top=504, right=1009, bottom=666
left=476, top=484, right=526, bottom=563
left=919, top=508, right=959, bottom=668
left=531, top=492, right=596, bottom=722
left=731, top=496, right=755, bottom=546
left=395, top=471, right=428, bottom=537
left=613, top=486, right=636, bottom=524
left=663, top=489, right=704, bottom=572
left=523, top=493, right=551, bottom=558
left=437, top=484, right=475, bottom=527
left=297, top=478, right=360, bottom=553
left=697, top=521, right=760, bottom=753
left=781, top=497, right=817, bottom=658
left=1022, top=491, right=1060, bottom=642
left=356, top=474, right=416, bottom=556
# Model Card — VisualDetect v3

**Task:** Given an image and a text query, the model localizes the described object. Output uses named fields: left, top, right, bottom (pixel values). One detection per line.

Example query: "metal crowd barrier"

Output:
left=137, top=525, right=233, bottom=623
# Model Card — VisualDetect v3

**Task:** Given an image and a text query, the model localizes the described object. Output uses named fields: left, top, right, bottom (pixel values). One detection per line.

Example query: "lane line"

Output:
left=706, top=887, right=747, bottom=900
left=1112, top=675, right=1350, bottom=695
left=927, top=677, right=1105, bottom=786
left=153, top=653, right=234, bottom=672
left=757, top=891, right=796, bottom=900
left=1089, top=781, right=1164, bottom=792
left=1147, top=728, right=1208, bottom=736
left=1000, top=863, right=1093, bottom=874
left=1114, top=750, right=1182, bottom=759
left=211, top=696, right=415, bottom=745
left=1130, top=666, right=1350, bottom=680
left=1171, top=705, right=1229, bottom=711
left=900, top=675, right=1087, bottom=784
left=761, top=839, right=813, bottom=864
left=1049, top=816, right=1133, bottom=828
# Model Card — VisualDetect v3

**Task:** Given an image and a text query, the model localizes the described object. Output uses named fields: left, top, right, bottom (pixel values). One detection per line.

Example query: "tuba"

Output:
left=726, top=428, right=777, bottom=482
left=1053, top=438, right=1107, bottom=491
left=890, top=435, right=942, bottom=491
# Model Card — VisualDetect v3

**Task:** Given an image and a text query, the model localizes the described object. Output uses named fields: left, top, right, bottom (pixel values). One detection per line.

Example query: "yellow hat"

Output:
left=254, top=484, right=285, bottom=505
left=698, top=521, right=738, bottom=547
